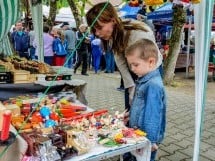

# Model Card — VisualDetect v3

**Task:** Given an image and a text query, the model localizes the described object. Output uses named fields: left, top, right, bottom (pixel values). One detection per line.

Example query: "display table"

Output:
left=68, top=139, right=151, bottom=161
left=0, top=79, right=87, bottom=105
left=176, top=53, right=195, bottom=69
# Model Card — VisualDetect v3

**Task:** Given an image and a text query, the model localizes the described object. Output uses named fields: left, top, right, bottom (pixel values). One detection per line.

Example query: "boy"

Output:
left=125, top=39, right=166, bottom=161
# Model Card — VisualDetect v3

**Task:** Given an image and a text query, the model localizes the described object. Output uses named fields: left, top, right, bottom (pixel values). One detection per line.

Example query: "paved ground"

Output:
left=73, top=70, right=215, bottom=161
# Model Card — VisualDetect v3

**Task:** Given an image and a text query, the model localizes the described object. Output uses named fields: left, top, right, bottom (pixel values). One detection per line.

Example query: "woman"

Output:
left=52, top=29, right=68, bottom=66
left=86, top=2, right=162, bottom=110
left=33, top=25, right=54, bottom=65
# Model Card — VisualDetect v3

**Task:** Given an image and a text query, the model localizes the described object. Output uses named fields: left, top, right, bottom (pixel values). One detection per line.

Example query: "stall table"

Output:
left=176, top=53, right=195, bottom=69
left=68, top=139, right=151, bottom=161
left=0, top=79, right=87, bottom=105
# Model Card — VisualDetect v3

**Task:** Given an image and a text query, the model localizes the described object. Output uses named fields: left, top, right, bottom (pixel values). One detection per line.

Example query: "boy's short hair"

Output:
left=125, top=39, right=158, bottom=62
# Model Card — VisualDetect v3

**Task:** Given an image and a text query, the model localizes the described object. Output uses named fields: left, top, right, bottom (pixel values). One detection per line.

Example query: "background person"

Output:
left=91, top=36, right=103, bottom=73
left=74, top=24, right=90, bottom=76
left=53, top=29, right=68, bottom=66
left=104, top=46, right=115, bottom=73
left=61, top=22, right=76, bottom=68
left=33, top=25, right=54, bottom=65
left=11, top=21, right=30, bottom=59
left=29, top=26, right=35, bottom=60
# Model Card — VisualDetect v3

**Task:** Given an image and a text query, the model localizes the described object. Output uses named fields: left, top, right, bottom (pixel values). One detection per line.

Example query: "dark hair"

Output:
left=43, top=25, right=50, bottom=33
left=125, top=39, right=158, bottom=62
left=86, top=2, right=149, bottom=54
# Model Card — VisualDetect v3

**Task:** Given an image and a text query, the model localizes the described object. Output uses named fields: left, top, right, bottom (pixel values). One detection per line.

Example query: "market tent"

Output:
left=147, top=2, right=173, bottom=21
left=118, top=4, right=140, bottom=19
left=193, top=1, right=214, bottom=160
left=0, top=0, right=20, bottom=55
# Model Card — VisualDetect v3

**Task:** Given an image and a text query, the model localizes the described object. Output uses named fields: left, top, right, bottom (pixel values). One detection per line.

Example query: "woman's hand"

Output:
left=123, top=110, right=129, bottom=125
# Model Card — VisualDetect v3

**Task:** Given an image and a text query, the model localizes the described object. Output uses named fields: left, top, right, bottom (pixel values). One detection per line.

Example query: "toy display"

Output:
left=1, top=91, right=148, bottom=160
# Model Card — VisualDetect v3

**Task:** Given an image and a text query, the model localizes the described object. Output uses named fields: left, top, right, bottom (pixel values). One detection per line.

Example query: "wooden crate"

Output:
left=29, top=74, right=37, bottom=83
left=12, top=70, right=30, bottom=83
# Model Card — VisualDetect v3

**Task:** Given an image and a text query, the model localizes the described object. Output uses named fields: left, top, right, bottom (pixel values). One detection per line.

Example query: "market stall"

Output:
left=0, top=91, right=151, bottom=161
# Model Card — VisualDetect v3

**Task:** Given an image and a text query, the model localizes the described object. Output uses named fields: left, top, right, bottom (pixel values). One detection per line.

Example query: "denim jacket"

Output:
left=129, top=69, right=166, bottom=144
left=11, top=31, right=29, bottom=52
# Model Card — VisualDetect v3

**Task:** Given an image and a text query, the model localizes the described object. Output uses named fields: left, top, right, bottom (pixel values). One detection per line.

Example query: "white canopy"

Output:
left=43, top=5, right=76, bottom=27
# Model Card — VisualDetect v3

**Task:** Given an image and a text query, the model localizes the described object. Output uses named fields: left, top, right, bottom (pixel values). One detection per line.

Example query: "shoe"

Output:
left=104, top=71, right=110, bottom=73
left=74, top=69, right=77, bottom=74
left=81, top=73, right=89, bottom=76
left=117, top=87, right=125, bottom=91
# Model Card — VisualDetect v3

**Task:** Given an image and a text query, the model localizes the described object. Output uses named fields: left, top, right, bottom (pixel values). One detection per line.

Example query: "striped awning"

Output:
left=0, top=0, right=20, bottom=55
left=0, top=0, right=20, bottom=41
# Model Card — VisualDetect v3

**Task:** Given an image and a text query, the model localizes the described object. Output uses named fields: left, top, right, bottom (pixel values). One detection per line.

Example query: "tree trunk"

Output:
left=46, top=0, right=57, bottom=27
left=67, top=0, right=82, bottom=28
left=163, top=4, right=186, bottom=85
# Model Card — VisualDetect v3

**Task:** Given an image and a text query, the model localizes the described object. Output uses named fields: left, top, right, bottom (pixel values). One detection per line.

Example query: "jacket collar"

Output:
left=136, top=68, right=160, bottom=84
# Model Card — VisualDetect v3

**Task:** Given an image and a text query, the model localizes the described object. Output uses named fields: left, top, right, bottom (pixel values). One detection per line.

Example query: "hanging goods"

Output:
left=144, top=0, right=164, bottom=6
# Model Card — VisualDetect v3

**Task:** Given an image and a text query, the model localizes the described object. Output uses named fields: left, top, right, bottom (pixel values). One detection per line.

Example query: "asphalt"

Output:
left=73, top=70, right=215, bottom=161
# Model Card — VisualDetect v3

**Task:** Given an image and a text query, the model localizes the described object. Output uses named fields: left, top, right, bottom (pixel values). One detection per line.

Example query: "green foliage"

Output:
left=57, top=0, right=69, bottom=8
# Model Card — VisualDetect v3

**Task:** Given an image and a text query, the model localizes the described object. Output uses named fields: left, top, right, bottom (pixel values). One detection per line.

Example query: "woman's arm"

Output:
left=114, top=53, right=135, bottom=89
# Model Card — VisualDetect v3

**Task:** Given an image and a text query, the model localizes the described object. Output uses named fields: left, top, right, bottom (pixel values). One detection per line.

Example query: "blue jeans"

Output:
left=65, top=49, right=75, bottom=68
left=30, top=47, right=36, bottom=60
left=92, top=53, right=101, bottom=73
left=105, top=51, right=115, bottom=73
left=123, top=150, right=157, bottom=161
left=150, top=150, right=157, bottom=161
left=35, top=56, right=53, bottom=66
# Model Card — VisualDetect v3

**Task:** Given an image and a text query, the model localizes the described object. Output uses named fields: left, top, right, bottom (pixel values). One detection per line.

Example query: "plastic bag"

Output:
left=145, top=0, right=164, bottom=5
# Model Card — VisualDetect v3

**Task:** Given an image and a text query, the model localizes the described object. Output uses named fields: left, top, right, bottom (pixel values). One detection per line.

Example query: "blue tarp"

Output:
left=119, top=4, right=140, bottom=19
left=147, top=2, right=173, bottom=20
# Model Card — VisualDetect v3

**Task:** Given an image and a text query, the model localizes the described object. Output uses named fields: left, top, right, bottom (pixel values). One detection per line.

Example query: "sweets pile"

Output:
left=2, top=92, right=147, bottom=160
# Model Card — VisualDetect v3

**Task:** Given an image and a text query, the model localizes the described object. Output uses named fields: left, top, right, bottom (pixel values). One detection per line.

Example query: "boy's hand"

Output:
left=151, top=143, right=158, bottom=152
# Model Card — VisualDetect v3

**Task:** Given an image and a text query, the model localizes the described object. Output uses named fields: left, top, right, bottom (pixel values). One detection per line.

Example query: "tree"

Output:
left=67, top=0, right=82, bottom=27
left=163, top=4, right=186, bottom=85
left=46, top=0, right=57, bottom=26
left=67, top=0, right=93, bottom=27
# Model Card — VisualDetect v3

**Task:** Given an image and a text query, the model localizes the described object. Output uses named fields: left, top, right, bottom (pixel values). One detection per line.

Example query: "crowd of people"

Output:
left=10, top=21, right=116, bottom=76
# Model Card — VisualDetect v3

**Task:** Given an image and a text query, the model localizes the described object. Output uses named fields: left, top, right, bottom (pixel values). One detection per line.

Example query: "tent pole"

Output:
left=186, top=15, right=192, bottom=78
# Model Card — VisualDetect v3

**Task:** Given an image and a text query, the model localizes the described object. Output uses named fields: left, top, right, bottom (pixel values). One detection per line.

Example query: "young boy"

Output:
left=125, top=39, right=166, bottom=161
